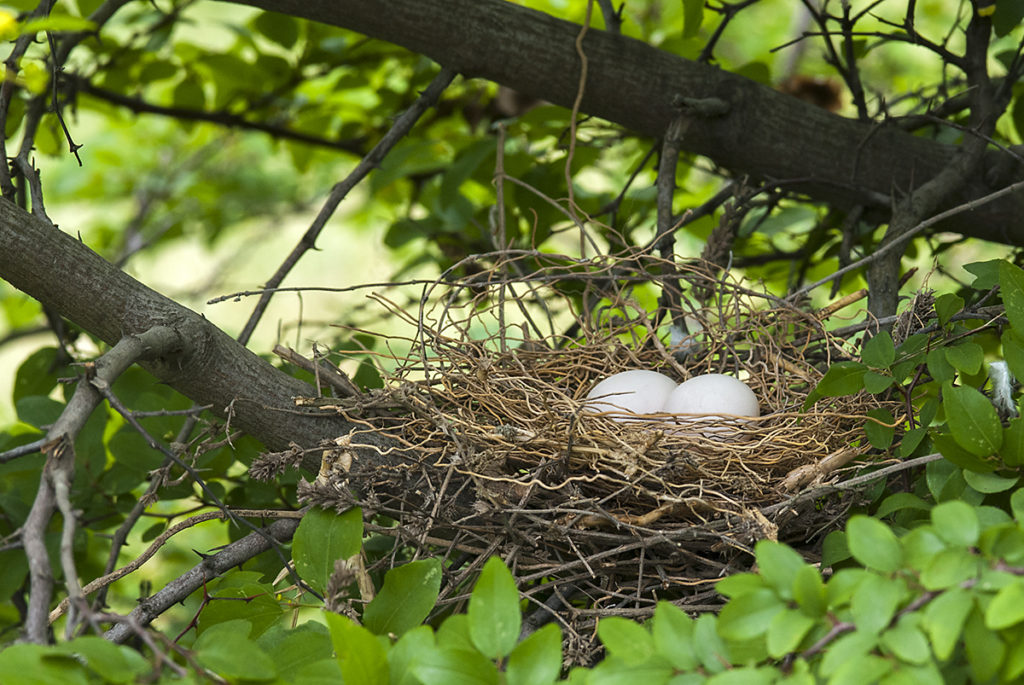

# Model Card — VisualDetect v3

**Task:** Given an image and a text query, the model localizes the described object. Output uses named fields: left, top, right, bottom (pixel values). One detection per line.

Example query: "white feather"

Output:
left=989, top=361, right=1017, bottom=417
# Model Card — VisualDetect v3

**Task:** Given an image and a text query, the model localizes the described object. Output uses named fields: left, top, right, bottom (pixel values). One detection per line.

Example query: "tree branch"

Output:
left=69, top=75, right=367, bottom=157
left=222, top=0, right=1024, bottom=246
left=103, top=517, right=300, bottom=644
left=237, top=66, right=456, bottom=345
left=0, top=199, right=376, bottom=470
left=22, top=326, right=183, bottom=643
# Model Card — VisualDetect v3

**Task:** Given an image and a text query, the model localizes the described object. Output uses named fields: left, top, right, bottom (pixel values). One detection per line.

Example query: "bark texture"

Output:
left=0, top=199, right=352, bottom=461
left=227, top=0, right=1024, bottom=245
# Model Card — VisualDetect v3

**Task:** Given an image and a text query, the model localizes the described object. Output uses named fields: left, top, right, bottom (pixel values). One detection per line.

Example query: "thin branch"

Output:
left=0, top=0, right=57, bottom=199
left=235, top=66, right=457, bottom=346
left=21, top=326, right=183, bottom=643
left=51, top=509, right=303, bottom=624
left=45, top=32, right=82, bottom=165
left=94, top=379, right=323, bottom=603
left=654, top=115, right=688, bottom=341
left=790, top=177, right=1024, bottom=300
left=273, top=345, right=361, bottom=398
left=595, top=0, right=621, bottom=33
left=0, top=438, right=47, bottom=463
left=103, top=517, right=301, bottom=644
left=69, top=76, right=367, bottom=156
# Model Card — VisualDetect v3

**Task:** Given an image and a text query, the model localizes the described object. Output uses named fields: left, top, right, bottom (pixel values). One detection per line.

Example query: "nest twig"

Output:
left=284, top=251, right=904, bottom=662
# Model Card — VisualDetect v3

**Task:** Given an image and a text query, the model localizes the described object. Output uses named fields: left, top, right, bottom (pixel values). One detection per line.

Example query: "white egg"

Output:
left=584, top=370, right=678, bottom=421
left=663, top=373, right=760, bottom=421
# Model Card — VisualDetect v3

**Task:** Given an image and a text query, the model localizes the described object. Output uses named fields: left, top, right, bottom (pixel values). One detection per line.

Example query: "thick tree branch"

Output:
left=0, top=199, right=369, bottom=468
left=224, top=0, right=1024, bottom=246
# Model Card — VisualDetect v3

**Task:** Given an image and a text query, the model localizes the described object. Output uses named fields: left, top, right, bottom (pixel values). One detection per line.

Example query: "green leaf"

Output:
left=53, top=637, right=149, bottom=684
left=920, top=547, right=981, bottom=591
left=965, top=258, right=1003, bottom=289
left=862, top=330, right=895, bottom=368
left=252, top=11, right=299, bottom=48
left=880, top=617, right=930, bottom=665
left=652, top=602, right=697, bottom=671
left=934, top=293, right=965, bottom=327
left=821, top=530, right=851, bottom=568
left=850, top=574, right=904, bottom=635
left=932, top=431, right=996, bottom=473
left=931, top=500, right=979, bottom=547
left=994, top=0, right=1024, bottom=37
left=598, top=616, right=654, bottom=664
left=137, top=59, right=178, bottom=84
left=943, top=382, right=1002, bottom=457
left=682, top=0, right=703, bottom=38
left=468, top=557, right=521, bottom=659
left=507, top=624, right=562, bottom=685
left=922, top=586, right=974, bottom=661
left=437, top=614, right=475, bottom=652
left=986, top=580, right=1024, bottom=630
left=1002, top=416, right=1024, bottom=466
left=902, top=528, right=946, bottom=572
left=876, top=492, right=931, bottom=520
left=846, top=515, right=902, bottom=573
left=862, top=371, right=894, bottom=394
left=693, top=614, right=731, bottom=674
left=792, top=565, right=826, bottom=618
left=15, top=395, right=63, bottom=430
left=963, top=469, right=1019, bottom=494
left=865, top=408, right=895, bottom=449
left=706, top=667, right=778, bottom=685
left=194, top=620, right=277, bottom=681
left=1000, top=261, right=1024, bottom=333
left=1003, top=330, right=1024, bottom=380
left=199, top=581, right=283, bottom=638
left=819, top=629, right=880, bottom=678
left=20, top=15, right=95, bottom=34
left=944, top=342, right=984, bottom=375
left=716, top=572, right=765, bottom=597
left=0, top=644, right=89, bottom=685
left=441, top=139, right=494, bottom=208
left=364, top=558, right=442, bottom=636
left=965, top=608, right=1005, bottom=682
left=173, top=74, right=206, bottom=109
left=587, top=654, right=675, bottom=684
left=766, top=609, right=815, bottom=658
left=814, top=361, right=867, bottom=397
left=257, top=622, right=334, bottom=677
left=1006, top=636, right=1024, bottom=683
left=411, top=647, right=499, bottom=685
left=13, top=347, right=62, bottom=403
left=388, top=626, right=435, bottom=685
left=755, top=541, right=805, bottom=600
left=325, top=612, right=389, bottom=685
left=1013, top=488, right=1024, bottom=521
left=978, top=521, right=1024, bottom=561
left=292, top=507, right=363, bottom=595
left=899, top=426, right=928, bottom=457
left=717, top=588, right=785, bottom=641
left=927, top=348, right=956, bottom=384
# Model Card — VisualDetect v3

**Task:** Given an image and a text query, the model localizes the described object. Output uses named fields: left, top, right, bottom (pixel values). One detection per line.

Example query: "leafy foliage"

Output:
left=4, top=0, right=1024, bottom=683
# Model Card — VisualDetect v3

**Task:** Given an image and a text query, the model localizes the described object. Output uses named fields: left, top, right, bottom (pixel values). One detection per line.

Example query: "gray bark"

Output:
left=0, top=199, right=352, bottom=463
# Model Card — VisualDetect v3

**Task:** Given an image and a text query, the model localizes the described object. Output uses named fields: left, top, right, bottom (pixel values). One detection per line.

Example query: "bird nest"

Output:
left=287, top=251, right=902, bottom=655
